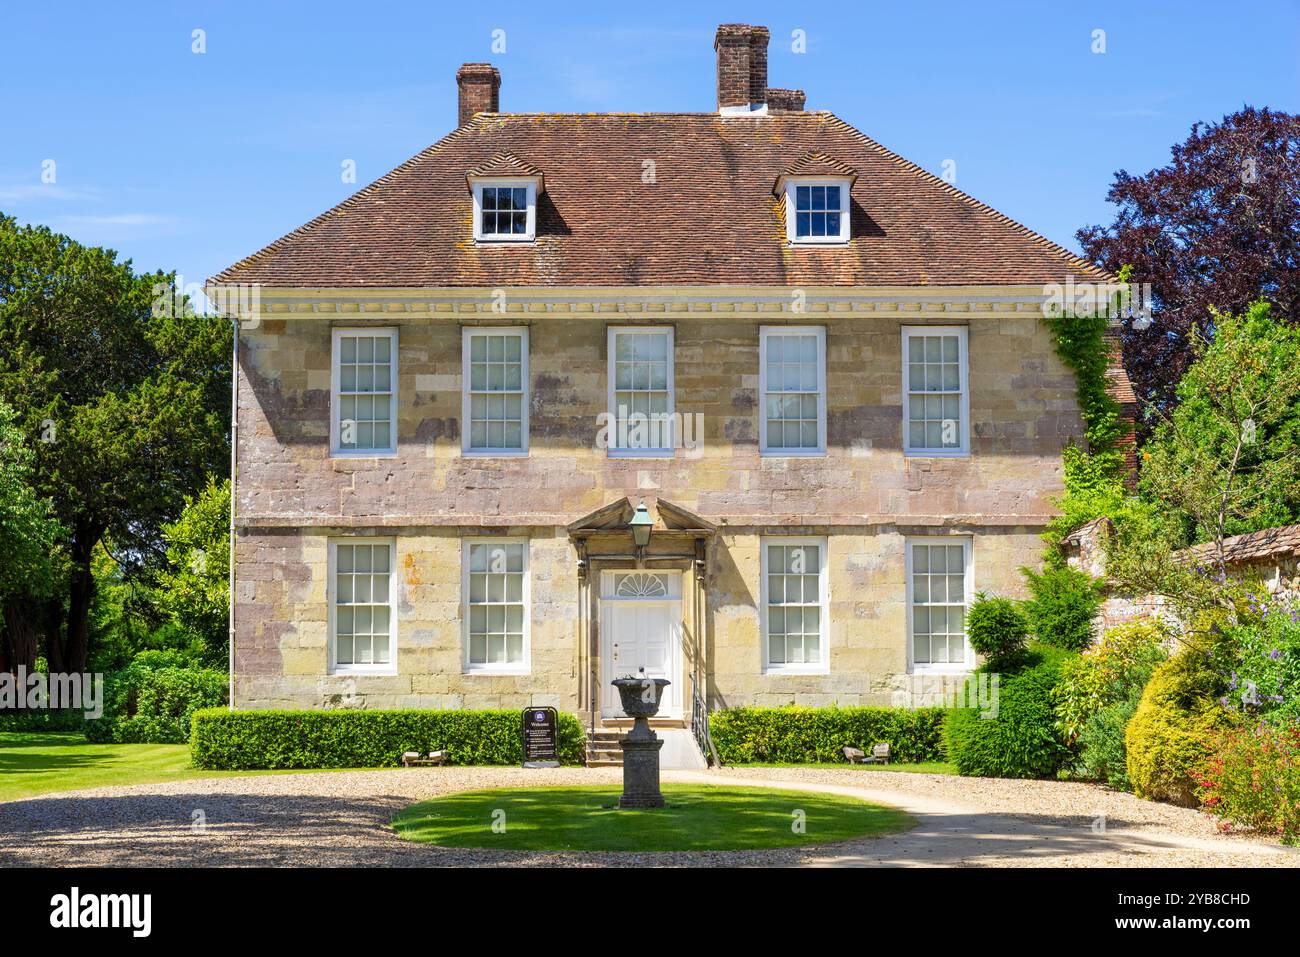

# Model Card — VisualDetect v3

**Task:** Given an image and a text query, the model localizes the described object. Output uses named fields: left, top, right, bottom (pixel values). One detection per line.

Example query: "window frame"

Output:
left=461, top=537, right=531, bottom=676
left=330, top=326, right=398, bottom=458
left=327, top=537, right=398, bottom=676
left=471, top=178, right=537, bottom=243
left=901, top=325, right=970, bottom=458
left=605, top=325, right=676, bottom=458
left=461, top=326, right=530, bottom=456
left=759, top=325, right=827, bottom=456
left=905, top=536, right=974, bottom=675
left=760, top=535, right=830, bottom=675
left=784, top=177, right=852, bottom=245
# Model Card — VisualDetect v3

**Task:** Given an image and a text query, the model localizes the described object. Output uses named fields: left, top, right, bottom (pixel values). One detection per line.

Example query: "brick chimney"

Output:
left=457, top=63, right=500, bottom=126
left=767, top=88, right=806, bottom=112
left=715, top=24, right=769, bottom=114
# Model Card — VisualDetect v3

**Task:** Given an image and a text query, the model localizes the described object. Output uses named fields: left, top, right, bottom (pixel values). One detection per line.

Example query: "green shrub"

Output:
left=84, top=652, right=226, bottom=743
left=1020, top=565, right=1104, bottom=650
left=1125, top=650, right=1229, bottom=806
left=1199, top=723, right=1300, bottom=843
left=190, top=707, right=586, bottom=769
left=708, top=706, right=946, bottom=764
left=1072, top=687, right=1143, bottom=790
left=1055, top=619, right=1169, bottom=744
left=943, top=644, right=1075, bottom=779
left=966, top=593, right=1029, bottom=669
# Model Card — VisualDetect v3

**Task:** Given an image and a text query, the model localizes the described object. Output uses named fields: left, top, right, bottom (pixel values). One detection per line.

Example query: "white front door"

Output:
left=600, top=572, right=682, bottom=718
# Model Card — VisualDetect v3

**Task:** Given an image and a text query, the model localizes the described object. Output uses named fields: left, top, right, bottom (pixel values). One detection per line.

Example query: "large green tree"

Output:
left=0, top=215, right=231, bottom=675
left=1105, top=300, right=1300, bottom=612
left=1139, top=300, right=1300, bottom=558
left=0, top=398, right=62, bottom=672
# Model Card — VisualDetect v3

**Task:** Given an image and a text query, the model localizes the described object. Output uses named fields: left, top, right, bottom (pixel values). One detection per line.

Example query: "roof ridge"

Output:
left=207, top=117, right=489, bottom=286
left=823, top=114, right=1112, bottom=284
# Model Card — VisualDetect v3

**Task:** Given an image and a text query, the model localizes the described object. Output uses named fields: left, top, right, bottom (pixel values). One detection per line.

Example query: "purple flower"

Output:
left=1270, top=649, right=1283, bottom=661
left=1230, top=672, right=1239, bottom=691
left=1219, top=696, right=1231, bottom=707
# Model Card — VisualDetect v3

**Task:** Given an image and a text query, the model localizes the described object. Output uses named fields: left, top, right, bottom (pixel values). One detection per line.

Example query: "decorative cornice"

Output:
left=220, top=285, right=1062, bottom=319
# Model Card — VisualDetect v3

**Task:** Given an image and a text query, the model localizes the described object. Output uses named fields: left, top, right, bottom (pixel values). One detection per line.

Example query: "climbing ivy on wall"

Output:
left=1039, top=268, right=1133, bottom=562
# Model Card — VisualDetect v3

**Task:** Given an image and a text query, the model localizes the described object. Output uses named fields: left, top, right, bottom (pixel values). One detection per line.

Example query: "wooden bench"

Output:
left=401, top=750, right=448, bottom=767
left=842, top=743, right=891, bottom=765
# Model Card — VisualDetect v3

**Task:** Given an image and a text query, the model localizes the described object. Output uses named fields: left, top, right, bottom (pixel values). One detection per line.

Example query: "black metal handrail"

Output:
left=690, top=676, right=721, bottom=767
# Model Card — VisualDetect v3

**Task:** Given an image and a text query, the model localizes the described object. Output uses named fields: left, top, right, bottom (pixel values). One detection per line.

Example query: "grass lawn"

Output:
left=727, top=761, right=956, bottom=775
left=391, top=784, right=914, bottom=851
left=0, top=732, right=326, bottom=803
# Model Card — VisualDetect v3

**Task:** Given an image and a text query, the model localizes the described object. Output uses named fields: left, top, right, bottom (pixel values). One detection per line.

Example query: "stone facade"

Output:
left=232, top=288, right=1083, bottom=714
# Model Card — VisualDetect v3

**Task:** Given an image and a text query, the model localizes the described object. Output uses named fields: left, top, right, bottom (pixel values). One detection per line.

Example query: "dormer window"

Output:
left=775, top=152, right=857, bottom=246
left=793, top=183, right=847, bottom=241
left=467, top=151, right=544, bottom=244
left=476, top=181, right=534, bottom=240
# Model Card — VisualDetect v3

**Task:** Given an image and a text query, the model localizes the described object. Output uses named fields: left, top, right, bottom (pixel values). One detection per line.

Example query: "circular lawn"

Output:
left=390, top=784, right=913, bottom=852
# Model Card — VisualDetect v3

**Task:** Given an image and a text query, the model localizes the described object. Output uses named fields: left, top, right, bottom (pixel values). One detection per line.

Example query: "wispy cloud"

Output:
left=50, top=213, right=175, bottom=227
left=0, top=183, right=101, bottom=204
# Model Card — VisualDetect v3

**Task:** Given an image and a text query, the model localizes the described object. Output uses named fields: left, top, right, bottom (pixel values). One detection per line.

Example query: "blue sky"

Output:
left=2, top=1, right=1296, bottom=289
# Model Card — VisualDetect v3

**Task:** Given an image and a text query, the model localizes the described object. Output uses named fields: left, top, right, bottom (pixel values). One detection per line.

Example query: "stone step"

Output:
left=586, top=758, right=622, bottom=768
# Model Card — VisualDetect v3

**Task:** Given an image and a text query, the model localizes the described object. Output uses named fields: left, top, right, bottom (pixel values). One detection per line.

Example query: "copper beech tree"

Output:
left=1078, top=107, right=1300, bottom=426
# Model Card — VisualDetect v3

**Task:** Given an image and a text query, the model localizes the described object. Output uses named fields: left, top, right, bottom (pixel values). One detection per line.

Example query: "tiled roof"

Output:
left=1182, top=524, right=1300, bottom=565
left=212, top=111, right=1111, bottom=288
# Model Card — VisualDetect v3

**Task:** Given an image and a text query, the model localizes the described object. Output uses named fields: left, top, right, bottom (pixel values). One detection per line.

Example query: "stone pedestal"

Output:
left=618, top=725, right=666, bottom=809
left=611, top=674, right=671, bottom=810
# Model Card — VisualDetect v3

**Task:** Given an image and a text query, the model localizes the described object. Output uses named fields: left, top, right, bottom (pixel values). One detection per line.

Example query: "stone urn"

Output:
left=611, top=672, right=671, bottom=809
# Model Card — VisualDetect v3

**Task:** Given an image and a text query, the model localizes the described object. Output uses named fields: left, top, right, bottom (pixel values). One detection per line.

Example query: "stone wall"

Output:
left=1064, top=519, right=1300, bottom=635
left=236, top=308, right=1082, bottom=529
left=234, top=522, right=1045, bottom=711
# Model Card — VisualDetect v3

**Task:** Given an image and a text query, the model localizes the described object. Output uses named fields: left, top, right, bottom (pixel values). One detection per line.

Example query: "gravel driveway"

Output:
left=0, top=766, right=1295, bottom=867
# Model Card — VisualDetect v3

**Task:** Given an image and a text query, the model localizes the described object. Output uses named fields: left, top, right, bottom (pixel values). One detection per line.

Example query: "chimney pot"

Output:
left=457, top=63, right=500, bottom=126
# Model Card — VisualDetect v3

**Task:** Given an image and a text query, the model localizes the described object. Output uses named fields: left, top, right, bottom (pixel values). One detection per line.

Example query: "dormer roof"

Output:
left=466, top=150, right=544, bottom=192
left=773, top=150, right=858, bottom=194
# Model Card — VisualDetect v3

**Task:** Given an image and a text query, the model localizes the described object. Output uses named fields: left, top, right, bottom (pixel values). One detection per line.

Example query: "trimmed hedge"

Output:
left=190, top=707, right=586, bottom=770
left=0, top=709, right=86, bottom=732
left=708, top=706, right=946, bottom=764
left=944, top=644, right=1075, bottom=779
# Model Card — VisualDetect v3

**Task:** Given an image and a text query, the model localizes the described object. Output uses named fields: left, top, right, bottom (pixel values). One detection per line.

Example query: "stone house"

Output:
left=209, top=24, right=1134, bottom=738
